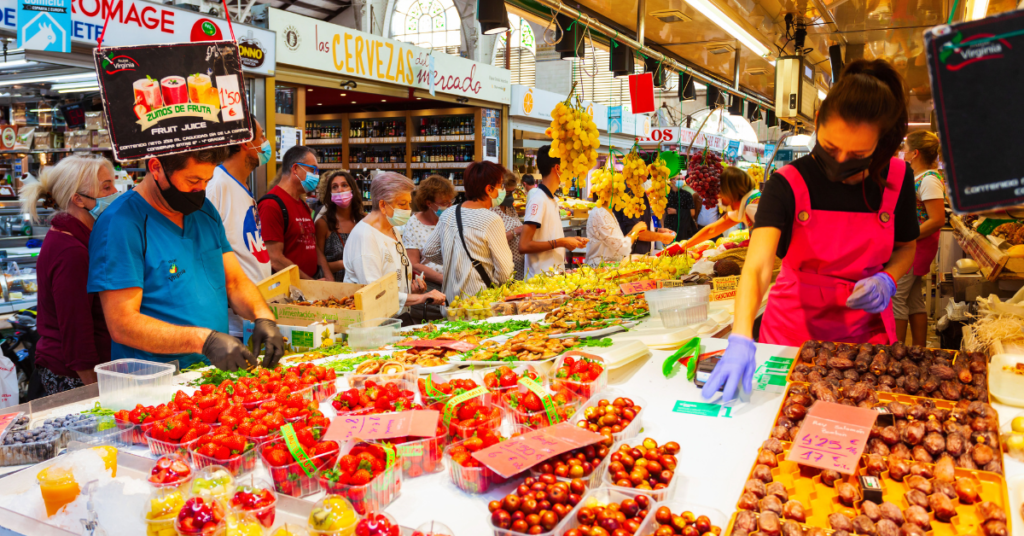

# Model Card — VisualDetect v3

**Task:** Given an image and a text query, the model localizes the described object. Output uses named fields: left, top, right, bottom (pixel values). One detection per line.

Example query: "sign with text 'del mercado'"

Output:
left=268, top=7, right=510, bottom=105
left=94, top=41, right=253, bottom=161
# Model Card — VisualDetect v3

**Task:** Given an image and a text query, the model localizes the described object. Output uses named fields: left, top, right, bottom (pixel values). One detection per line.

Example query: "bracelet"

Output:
left=549, top=239, right=555, bottom=250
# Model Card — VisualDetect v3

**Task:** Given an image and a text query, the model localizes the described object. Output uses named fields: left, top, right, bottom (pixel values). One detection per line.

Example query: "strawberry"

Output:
left=249, top=424, right=269, bottom=438
left=265, top=449, right=291, bottom=467
left=181, top=427, right=204, bottom=443
left=295, top=428, right=316, bottom=448
left=349, top=469, right=372, bottom=485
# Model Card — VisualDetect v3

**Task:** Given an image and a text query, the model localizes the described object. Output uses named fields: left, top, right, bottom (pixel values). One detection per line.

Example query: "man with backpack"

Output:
left=259, top=146, right=320, bottom=279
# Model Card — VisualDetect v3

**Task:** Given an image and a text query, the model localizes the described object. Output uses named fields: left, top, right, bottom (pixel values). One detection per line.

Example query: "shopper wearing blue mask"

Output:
left=207, top=116, right=274, bottom=338
left=404, top=175, right=455, bottom=322
left=88, top=148, right=286, bottom=372
left=343, top=172, right=446, bottom=324
left=20, top=155, right=116, bottom=395
left=259, top=145, right=321, bottom=280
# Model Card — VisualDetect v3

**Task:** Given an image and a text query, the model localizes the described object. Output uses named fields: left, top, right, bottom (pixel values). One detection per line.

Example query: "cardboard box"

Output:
left=256, top=265, right=400, bottom=333
left=243, top=320, right=334, bottom=353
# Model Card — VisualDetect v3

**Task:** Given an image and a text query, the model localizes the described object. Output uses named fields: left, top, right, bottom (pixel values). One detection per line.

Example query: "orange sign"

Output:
left=524, top=89, right=534, bottom=114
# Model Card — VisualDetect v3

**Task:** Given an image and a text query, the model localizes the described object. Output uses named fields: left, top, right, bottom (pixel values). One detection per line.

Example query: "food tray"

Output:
left=442, top=438, right=509, bottom=494
left=65, top=418, right=135, bottom=449
left=474, top=365, right=546, bottom=407
left=190, top=444, right=259, bottom=477
left=145, top=428, right=206, bottom=457
left=601, top=436, right=680, bottom=503
left=95, top=358, right=176, bottom=412
left=527, top=442, right=611, bottom=489
left=769, top=382, right=1007, bottom=477
left=633, top=499, right=729, bottom=536
left=548, top=353, right=609, bottom=401
left=345, top=365, right=420, bottom=393
left=0, top=431, right=65, bottom=467
left=310, top=378, right=339, bottom=403
left=319, top=458, right=400, bottom=515
left=502, top=390, right=583, bottom=435
left=379, top=433, right=446, bottom=480
left=555, top=486, right=651, bottom=535
left=737, top=442, right=1012, bottom=536
left=545, top=321, right=637, bottom=339
left=661, top=302, right=710, bottom=328
left=573, top=389, right=647, bottom=443
left=258, top=439, right=339, bottom=498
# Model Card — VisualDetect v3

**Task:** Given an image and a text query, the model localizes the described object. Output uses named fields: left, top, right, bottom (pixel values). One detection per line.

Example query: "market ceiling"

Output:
left=507, top=0, right=999, bottom=124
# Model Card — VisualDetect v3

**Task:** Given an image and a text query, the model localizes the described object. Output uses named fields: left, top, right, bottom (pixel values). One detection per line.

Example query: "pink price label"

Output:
left=785, top=401, right=878, bottom=474
left=0, top=411, right=22, bottom=442
left=471, top=422, right=607, bottom=478
left=323, top=410, right=440, bottom=442
left=409, top=339, right=477, bottom=352
left=619, top=279, right=659, bottom=295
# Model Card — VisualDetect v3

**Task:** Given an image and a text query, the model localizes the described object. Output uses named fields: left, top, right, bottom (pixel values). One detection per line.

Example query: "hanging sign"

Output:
left=94, top=41, right=254, bottom=161
left=17, top=0, right=70, bottom=52
left=925, top=10, right=1024, bottom=213
left=628, top=73, right=655, bottom=114
left=725, top=140, right=741, bottom=159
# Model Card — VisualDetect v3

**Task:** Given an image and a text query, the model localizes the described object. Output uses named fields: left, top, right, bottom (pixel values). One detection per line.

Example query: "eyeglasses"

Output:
left=395, top=241, right=411, bottom=269
left=297, top=163, right=320, bottom=175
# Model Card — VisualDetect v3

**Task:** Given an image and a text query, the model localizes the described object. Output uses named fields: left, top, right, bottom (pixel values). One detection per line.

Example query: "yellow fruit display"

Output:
left=590, top=163, right=624, bottom=208
left=545, top=99, right=599, bottom=193
left=615, top=150, right=648, bottom=219
left=748, top=165, right=765, bottom=185
left=647, top=156, right=671, bottom=219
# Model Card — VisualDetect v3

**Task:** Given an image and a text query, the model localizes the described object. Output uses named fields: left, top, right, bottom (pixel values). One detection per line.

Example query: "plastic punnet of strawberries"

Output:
left=417, top=375, right=480, bottom=404
left=445, top=430, right=505, bottom=493
left=483, top=366, right=542, bottom=400
left=191, top=427, right=257, bottom=475
left=443, top=391, right=501, bottom=440
left=502, top=387, right=578, bottom=430
left=550, top=355, right=605, bottom=399
left=259, top=427, right=339, bottom=497
left=146, top=412, right=212, bottom=446
left=387, top=416, right=447, bottom=479
left=331, top=381, right=416, bottom=414
left=318, top=442, right=396, bottom=515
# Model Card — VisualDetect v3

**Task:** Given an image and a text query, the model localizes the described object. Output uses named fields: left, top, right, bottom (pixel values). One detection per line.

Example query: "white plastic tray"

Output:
left=547, top=321, right=638, bottom=339
left=990, top=353, right=1024, bottom=407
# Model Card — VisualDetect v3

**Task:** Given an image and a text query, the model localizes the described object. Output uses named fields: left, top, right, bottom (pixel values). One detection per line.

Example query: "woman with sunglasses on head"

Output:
left=343, top=172, right=445, bottom=324
left=315, top=170, right=364, bottom=282
left=703, top=59, right=919, bottom=401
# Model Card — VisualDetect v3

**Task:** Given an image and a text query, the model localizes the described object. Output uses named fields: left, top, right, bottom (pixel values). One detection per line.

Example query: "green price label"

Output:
left=672, top=401, right=732, bottom=418
left=517, top=377, right=560, bottom=425
left=280, top=423, right=317, bottom=477
left=442, top=386, right=488, bottom=427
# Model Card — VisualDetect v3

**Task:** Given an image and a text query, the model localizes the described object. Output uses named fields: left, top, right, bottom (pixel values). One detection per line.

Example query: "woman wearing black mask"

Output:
left=700, top=59, right=919, bottom=402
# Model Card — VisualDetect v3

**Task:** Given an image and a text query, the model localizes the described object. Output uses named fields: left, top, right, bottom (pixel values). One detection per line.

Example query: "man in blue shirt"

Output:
left=88, top=148, right=284, bottom=371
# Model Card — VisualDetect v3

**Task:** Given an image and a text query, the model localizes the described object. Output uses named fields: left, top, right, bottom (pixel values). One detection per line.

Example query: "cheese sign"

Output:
left=619, top=279, right=659, bottom=295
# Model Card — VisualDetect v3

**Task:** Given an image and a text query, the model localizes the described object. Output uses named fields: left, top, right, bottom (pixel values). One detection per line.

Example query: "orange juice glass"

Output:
left=37, top=465, right=80, bottom=517
left=187, top=74, right=213, bottom=104
left=92, top=446, right=118, bottom=477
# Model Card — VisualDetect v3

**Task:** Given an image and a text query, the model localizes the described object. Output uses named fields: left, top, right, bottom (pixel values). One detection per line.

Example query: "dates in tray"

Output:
left=770, top=383, right=1004, bottom=474
left=791, top=341, right=987, bottom=401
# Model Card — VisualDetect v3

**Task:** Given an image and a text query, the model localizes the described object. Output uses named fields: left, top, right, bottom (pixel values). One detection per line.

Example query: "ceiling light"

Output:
left=317, top=103, right=322, bottom=105
left=29, top=108, right=52, bottom=112
left=416, top=97, right=422, bottom=100
left=682, top=0, right=771, bottom=58
left=651, top=9, right=692, bottom=23
left=478, top=0, right=510, bottom=35
left=817, top=89, right=827, bottom=100
left=610, top=41, right=634, bottom=78
left=555, top=13, right=584, bottom=61
left=351, top=101, right=357, bottom=103
left=307, top=88, right=313, bottom=91
left=58, top=86, right=99, bottom=93
left=678, top=73, right=696, bottom=101
left=381, top=99, right=386, bottom=102
left=51, top=80, right=100, bottom=90
left=340, top=93, right=346, bottom=96
left=0, top=73, right=95, bottom=87
left=970, top=0, right=990, bottom=19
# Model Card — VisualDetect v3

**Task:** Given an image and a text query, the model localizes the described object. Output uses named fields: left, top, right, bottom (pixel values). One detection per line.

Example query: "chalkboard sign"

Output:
left=925, top=10, right=1024, bottom=213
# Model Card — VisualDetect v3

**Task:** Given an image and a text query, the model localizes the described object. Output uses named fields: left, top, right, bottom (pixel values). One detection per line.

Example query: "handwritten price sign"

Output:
left=324, top=410, right=439, bottom=443
left=619, top=279, right=659, bottom=295
left=471, top=422, right=606, bottom=478
left=409, top=339, right=477, bottom=352
left=785, top=401, right=878, bottom=474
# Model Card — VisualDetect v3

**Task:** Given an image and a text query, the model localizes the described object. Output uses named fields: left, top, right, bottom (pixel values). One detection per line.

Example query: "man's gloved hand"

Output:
left=701, top=334, right=757, bottom=402
left=202, top=331, right=258, bottom=372
left=251, top=318, right=286, bottom=369
left=846, top=272, right=897, bottom=314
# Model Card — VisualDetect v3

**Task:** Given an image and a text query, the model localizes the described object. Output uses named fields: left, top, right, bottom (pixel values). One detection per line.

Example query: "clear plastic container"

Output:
left=228, top=479, right=277, bottom=529
left=307, top=495, right=359, bottom=535
left=644, top=285, right=709, bottom=318
left=258, top=431, right=338, bottom=498
left=146, top=426, right=207, bottom=457
left=444, top=305, right=495, bottom=321
left=147, top=453, right=194, bottom=493
left=190, top=441, right=259, bottom=477
left=501, top=387, right=582, bottom=434
left=476, top=365, right=545, bottom=407
left=489, top=301, right=518, bottom=317
left=527, top=440, right=612, bottom=489
left=346, top=317, right=402, bottom=350
left=142, top=487, right=188, bottom=536
left=660, top=302, right=709, bottom=328
left=66, top=417, right=136, bottom=449
left=344, top=364, right=419, bottom=394
left=173, top=496, right=227, bottom=536
left=601, top=436, right=680, bottom=502
left=437, top=391, right=502, bottom=440
left=633, top=499, right=730, bottom=536
left=311, top=379, right=339, bottom=403
left=574, top=389, right=646, bottom=443
left=417, top=369, right=483, bottom=405
left=556, top=486, right=654, bottom=535
left=548, top=354, right=608, bottom=400
left=442, top=439, right=508, bottom=494
left=317, top=457, right=400, bottom=515
left=96, top=359, right=177, bottom=413
left=189, top=466, right=236, bottom=502
left=382, top=432, right=446, bottom=480
left=514, top=298, right=560, bottom=315
left=0, top=431, right=65, bottom=466
left=116, top=414, right=180, bottom=446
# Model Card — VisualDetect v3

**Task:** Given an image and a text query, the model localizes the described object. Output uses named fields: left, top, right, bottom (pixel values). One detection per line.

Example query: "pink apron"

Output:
left=911, top=170, right=944, bottom=276
left=759, top=158, right=906, bottom=347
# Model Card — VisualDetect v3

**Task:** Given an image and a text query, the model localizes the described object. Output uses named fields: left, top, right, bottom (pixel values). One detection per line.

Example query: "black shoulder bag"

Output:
left=455, top=204, right=493, bottom=288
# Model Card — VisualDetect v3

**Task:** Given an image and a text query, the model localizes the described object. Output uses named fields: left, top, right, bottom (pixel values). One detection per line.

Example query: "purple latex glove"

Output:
left=846, top=272, right=897, bottom=314
left=701, top=334, right=757, bottom=402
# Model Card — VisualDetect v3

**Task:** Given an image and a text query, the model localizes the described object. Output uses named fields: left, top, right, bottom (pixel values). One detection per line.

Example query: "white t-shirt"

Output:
left=916, top=172, right=944, bottom=202
left=585, top=207, right=631, bottom=266
left=343, top=220, right=412, bottom=314
left=206, top=165, right=272, bottom=336
left=403, top=215, right=443, bottom=274
left=523, top=184, right=565, bottom=278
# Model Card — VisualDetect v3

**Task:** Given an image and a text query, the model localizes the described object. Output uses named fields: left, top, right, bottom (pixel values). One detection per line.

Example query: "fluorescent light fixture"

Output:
left=58, top=86, right=99, bottom=93
left=381, top=99, right=386, bottom=102
left=29, top=108, right=52, bottom=112
left=51, top=80, right=100, bottom=90
left=0, top=73, right=96, bottom=87
left=340, top=93, right=346, bottom=96
left=818, top=89, right=827, bottom=100
left=970, top=0, right=990, bottom=19
left=695, top=82, right=707, bottom=90
left=351, top=101, right=357, bottom=103
left=0, top=59, right=35, bottom=70
left=683, top=0, right=771, bottom=58
left=908, top=122, right=932, bottom=126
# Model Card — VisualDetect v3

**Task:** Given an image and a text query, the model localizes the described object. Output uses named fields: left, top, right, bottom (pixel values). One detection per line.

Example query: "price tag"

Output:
left=323, top=410, right=440, bottom=442
left=619, top=279, right=659, bottom=295
left=517, top=377, right=560, bottom=425
left=442, top=386, right=488, bottom=427
left=710, top=288, right=737, bottom=301
left=471, top=422, right=607, bottom=478
left=409, top=339, right=477, bottom=352
left=785, top=401, right=878, bottom=474
left=0, top=411, right=23, bottom=443
left=712, top=275, right=740, bottom=291
left=280, top=423, right=317, bottom=477
left=423, top=375, right=447, bottom=403
left=397, top=443, right=423, bottom=457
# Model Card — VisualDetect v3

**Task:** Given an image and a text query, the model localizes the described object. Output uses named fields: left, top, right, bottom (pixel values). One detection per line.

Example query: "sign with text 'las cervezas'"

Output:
left=926, top=10, right=1024, bottom=213
left=785, top=401, right=877, bottom=474
left=268, top=7, right=510, bottom=105
left=94, top=41, right=253, bottom=161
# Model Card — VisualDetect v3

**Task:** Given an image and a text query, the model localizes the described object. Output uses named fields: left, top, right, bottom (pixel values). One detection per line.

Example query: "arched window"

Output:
left=492, top=14, right=536, bottom=86
left=392, top=0, right=462, bottom=55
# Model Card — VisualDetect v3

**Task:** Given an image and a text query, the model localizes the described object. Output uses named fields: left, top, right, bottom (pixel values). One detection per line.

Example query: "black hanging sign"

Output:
left=93, top=41, right=253, bottom=162
left=926, top=10, right=1024, bottom=213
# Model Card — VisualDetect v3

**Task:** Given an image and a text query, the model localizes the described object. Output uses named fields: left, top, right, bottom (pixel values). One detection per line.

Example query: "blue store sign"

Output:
left=17, top=0, right=70, bottom=52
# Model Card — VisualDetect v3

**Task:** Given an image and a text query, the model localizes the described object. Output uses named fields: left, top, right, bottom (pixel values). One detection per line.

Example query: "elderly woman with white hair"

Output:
left=343, top=172, right=446, bottom=323
left=20, top=155, right=117, bottom=395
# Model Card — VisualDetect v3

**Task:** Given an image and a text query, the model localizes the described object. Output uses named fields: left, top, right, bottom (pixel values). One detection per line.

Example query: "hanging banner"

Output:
left=17, top=0, right=70, bottom=52
left=628, top=73, right=655, bottom=114
left=925, top=10, right=1024, bottom=213
left=638, top=126, right=729, bottom=151
left=725, top=140, right=741, bottom=159
left=94, top=40, right=254, bottom=161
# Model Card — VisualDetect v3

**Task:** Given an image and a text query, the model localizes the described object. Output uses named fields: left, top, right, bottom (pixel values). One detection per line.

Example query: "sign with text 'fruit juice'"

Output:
left=94, top=40, right=253, bottom=161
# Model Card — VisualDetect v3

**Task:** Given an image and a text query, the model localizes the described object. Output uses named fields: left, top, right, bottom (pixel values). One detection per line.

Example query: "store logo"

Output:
left=99, top=51, right=139, bottom=75
left=523, top=89, right=534, bottom=114
left=167, top=261, right=186, bottom=281
left=939, top=32, right=1011, bottom=71
left=190, top=19, right=224, bottom=42
left=169, top=263, right=178, bottom=274
left=1, top=127, right=15, bottom=149
left=284, top=26, right=301, bottom=51
left=238, top=37, right=266, bottom=69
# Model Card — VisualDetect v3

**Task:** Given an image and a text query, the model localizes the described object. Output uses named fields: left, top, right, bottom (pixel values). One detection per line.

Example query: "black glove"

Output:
left=251, top=318, right=286, bottom=369
left=202, top=331, right=257, bottom=371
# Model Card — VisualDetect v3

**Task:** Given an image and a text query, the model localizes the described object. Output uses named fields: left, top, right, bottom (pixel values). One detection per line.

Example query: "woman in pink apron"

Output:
left=892, top=131, right=945, bottom=347
left=702, top=59, right=920, bottom=401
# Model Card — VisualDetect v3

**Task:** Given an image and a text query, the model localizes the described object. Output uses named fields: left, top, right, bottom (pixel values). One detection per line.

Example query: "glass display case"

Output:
left=0, top=262, right=37, bottom=302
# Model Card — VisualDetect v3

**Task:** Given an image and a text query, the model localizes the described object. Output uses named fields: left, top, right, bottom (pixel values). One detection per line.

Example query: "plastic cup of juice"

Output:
left=92, top=446, right=118, bottom=477
left=161, top=76, right=188, bottom=106
left=37, top=465, right=80, bottom=517
left=187, top=74, right=213, bottom=104
left=133, top=78, right=164, bottom=111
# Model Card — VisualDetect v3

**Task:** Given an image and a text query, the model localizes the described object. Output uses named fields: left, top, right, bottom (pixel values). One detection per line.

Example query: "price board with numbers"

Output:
left=471, top=422, right=606, bottom=478
left=785, top=401, right=877, bottom=474
left=93, top=40, right=254, bottom=161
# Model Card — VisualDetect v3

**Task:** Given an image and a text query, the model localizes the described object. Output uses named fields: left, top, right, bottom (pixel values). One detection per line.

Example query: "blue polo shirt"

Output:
left=88, top=190, right=232, bottom=368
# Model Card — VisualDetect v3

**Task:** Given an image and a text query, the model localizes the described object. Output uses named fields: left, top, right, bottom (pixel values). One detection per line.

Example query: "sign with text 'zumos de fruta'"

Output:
left=94, top=40, right=253, bottom=161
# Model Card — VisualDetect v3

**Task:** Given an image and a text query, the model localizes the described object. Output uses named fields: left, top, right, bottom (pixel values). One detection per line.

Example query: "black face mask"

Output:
left=812, top=142, right=873, bottom=183
left=158, top=172, right=206, bottom=216
left=501, top=192, right=514, bottom=207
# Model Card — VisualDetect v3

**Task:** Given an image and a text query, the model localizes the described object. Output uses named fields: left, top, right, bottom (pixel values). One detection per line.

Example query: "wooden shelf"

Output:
left=410, top=162, right=471, bottom=169
left=349, top=137, right=406, bottom=145
left=319, top=163, right=349, bottom=170
left=346, top=162, right=406, bottom=169
left=411, top=135, right=474, bottom=143
left=306, top=138, right=344, bottom=146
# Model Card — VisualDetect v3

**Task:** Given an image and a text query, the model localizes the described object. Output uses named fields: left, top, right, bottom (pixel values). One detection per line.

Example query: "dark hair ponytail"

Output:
left=817, top=59, right=908, bottom=188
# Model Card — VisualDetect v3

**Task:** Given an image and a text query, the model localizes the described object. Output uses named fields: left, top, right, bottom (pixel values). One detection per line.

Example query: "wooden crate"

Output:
left=949, top=214, right=1024, bottom=280
left=256, top=266, right=399, bottom=333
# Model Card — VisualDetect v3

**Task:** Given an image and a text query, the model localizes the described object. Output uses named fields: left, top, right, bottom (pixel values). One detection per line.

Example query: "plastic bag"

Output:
left=0, top=354, right=18, bottom=408
left=690, top=258, right=715, bottom=275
